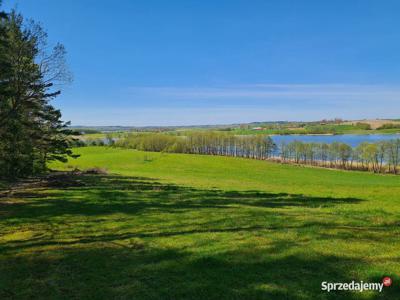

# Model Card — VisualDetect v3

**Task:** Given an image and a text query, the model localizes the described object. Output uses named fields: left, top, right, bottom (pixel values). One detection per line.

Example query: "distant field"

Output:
left=74, top=120, right=400, bottom=140
left=74, top=132, right=127, bottom=140
left=344, top=119, right=400, bottom=130
left=233, top=124, right=400, bottom=135
left=1, top=146, right=400, bottom=299
left=76, top=132, right=108, bottom=139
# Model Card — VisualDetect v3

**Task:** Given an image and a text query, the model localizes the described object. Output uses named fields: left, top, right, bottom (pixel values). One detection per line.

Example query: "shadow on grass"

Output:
left=1, top=243, right=399, bottom=300
left=1, top=173, right=397, bottom=299
left=1, top=173, right=363, bottom=220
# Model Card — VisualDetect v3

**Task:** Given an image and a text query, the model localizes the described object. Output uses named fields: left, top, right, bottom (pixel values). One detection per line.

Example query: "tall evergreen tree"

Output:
left=0, top=8, right=76, bottom=179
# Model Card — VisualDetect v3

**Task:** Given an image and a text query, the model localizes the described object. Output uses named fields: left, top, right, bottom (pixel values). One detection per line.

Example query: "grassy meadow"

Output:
left=1, top=146, right=400, bottom=299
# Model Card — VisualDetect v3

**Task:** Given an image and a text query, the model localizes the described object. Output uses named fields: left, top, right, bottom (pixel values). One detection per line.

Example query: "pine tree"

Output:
left=0, top=9, right=76, bottom=179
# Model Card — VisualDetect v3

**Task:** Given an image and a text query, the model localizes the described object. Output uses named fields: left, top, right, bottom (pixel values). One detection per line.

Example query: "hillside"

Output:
left=1, top=147, right=399, bottom=299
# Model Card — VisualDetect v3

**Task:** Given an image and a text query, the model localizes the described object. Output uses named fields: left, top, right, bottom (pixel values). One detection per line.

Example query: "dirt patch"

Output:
left=44, top=172, right=87, bottom=188
left=84, top=167, right=108, bottom=175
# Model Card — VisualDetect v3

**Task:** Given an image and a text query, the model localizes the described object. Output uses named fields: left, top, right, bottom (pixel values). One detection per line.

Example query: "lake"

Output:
left=271, top=134, right=400, bottom=147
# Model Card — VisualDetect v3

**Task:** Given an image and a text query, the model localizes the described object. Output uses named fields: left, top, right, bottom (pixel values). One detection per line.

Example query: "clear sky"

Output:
left=3, top=0, right=400, bottom=126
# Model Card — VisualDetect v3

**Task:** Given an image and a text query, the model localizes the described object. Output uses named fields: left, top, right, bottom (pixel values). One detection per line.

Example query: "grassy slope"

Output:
left=1, top=146, right=400, bottom=299
left=57, top=147, right=400, bottom=203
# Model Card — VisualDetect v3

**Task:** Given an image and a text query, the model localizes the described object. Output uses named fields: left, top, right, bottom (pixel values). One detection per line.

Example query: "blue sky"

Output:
left=3, top=0, right=400, bottom=125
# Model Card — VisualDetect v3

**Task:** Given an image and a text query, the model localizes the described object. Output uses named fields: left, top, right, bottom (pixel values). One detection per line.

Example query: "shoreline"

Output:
left=268, top=132, right=400, bottom=136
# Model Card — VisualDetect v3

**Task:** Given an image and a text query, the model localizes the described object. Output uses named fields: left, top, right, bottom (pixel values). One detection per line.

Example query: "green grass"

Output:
left=75, top=131, right=129, bottom=140
left=78, top=132, right=108, bottom=139
left=1, top=146, right=400, bottom=299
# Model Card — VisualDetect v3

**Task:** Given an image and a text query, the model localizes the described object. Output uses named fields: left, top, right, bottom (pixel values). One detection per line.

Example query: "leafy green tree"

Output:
left=386, top=139, right=400, bottom=174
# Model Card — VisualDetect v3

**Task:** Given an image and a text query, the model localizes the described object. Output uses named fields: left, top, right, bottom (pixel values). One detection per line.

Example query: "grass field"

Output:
left=1, top=146, right=400, bottom=299
left=74, top=131, right=128, bottom=141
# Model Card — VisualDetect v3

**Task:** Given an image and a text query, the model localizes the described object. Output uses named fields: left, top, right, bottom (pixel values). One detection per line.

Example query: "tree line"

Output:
left=0, top=5, right=75, bottom=179
left=279, top=140, right=400, bottom=174
left=115, top=132, right=277, bottom=159
left=112, top=132, right=400, bottom=174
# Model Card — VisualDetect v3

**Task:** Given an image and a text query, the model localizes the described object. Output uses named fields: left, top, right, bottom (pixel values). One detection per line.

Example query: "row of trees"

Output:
left=279, top=140, right=400, bottom=173
left=116, top=132, right=277, bottom=159
left=0, top=5, right=75, bottom=179
left=378, top=123, right=400, bottom=130
left=114, top=132, right=400, bottom=174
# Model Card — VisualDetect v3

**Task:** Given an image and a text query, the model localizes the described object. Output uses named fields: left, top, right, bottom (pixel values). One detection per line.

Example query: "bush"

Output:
left=355, top=122, right=371, bottom=130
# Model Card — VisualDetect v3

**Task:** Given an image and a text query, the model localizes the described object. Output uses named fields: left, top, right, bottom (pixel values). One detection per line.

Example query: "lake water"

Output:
left=271, top=134, right=400, bottom=147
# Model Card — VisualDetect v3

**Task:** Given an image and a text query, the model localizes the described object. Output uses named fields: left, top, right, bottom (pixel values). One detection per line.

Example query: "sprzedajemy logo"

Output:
left=321, top=277, right=392, bottom=293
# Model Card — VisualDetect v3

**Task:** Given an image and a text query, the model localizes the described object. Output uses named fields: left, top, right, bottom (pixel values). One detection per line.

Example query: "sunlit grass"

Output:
left=1, top=146, right=399, bottom=299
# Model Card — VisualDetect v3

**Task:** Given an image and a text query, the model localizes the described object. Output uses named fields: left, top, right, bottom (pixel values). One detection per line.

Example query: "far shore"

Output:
left=268, top=132, right=400, bottom=136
